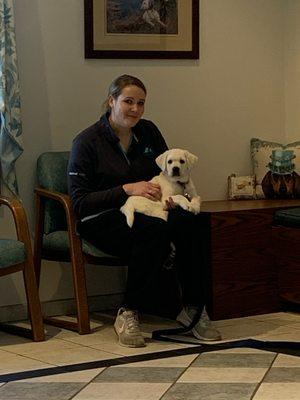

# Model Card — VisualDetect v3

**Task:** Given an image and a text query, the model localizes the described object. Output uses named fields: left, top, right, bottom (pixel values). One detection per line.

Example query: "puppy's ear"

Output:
left=156, top=150, right=169, bottom=171
left=185, top=151, right=198, bottom=169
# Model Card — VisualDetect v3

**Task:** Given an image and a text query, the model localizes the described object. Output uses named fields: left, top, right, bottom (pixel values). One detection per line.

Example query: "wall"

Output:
left=284, top=0, right=300, bottom=142
left=0, top=0, right=286, bottom=315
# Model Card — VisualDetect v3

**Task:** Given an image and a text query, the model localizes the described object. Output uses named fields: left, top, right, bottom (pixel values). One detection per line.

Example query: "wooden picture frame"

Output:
left=84, top=0, right=199, bottom=59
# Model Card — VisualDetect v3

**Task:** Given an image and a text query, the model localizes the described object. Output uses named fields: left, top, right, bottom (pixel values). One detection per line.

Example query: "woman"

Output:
left=68, top=74, right=221, bottom=347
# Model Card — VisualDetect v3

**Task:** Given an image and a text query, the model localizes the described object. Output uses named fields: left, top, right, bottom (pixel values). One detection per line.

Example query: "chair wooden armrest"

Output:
left=0, top=196, right=33, bottom=251
left=0, top=196, right=45, bottom=341
left=34, top=187, right=90, bottom=334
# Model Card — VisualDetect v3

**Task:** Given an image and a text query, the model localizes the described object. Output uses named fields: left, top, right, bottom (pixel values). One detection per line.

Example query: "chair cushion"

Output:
left=274, top=208, right=300, bottom=228
left=42, top=231, right=119, bottom=261
left=37, top=152, right=70, bottom=234
left=0, top=239, right=27, bottom=268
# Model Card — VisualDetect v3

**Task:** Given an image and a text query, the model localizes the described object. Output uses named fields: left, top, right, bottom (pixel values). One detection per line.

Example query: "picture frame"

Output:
left=228, top=174, right=256, bottom=200
left=84, top=0, right=199, bottom=59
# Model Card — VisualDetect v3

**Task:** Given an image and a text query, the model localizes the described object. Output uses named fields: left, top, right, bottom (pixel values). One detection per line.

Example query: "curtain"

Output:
left=0, top=0, right=23, bottom=195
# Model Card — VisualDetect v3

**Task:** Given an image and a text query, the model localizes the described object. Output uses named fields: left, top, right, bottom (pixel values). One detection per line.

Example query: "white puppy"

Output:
left=121, top=149, right=201, bottom=227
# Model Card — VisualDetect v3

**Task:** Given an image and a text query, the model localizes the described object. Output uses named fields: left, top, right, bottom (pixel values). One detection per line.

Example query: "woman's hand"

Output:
left=123, top=181, right=161, bottom=201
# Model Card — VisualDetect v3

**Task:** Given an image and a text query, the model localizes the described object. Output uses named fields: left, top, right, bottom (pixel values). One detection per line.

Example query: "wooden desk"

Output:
left=201, top=199, right=300, bottom=320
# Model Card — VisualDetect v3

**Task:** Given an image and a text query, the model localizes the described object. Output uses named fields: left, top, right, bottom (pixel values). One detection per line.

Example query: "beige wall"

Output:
left=0, top=0, right=287, bottom=311
left=284, top=0, right=300, bottom=142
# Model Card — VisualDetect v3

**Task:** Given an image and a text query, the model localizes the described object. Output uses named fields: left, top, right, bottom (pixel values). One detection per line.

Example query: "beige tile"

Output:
left=214, top=312, right=300, bottom=330
left=54, top=325, right=119, bottom=346
left=0, top=333, right=30, bottom=347
left=18, top=368, right=105, bottom=382
left=250, top=312, right=300, bottom=323
left=114, top=354, right=198, bottom=367
left=220, top=320, right=292, bottom=341
left=73, top=382, right=171, bottom=399
left=90, top=339, right=189, bottom=357
left=255, top=328, right=300, bottom=341
left=207, top=348, right=273, bottom=355
left=253, top=383, right=300, bottom=400
left=273, top=354, right=300, bottom=367
left=43, top=318, right=104, bottom=340
left=0, top=353, right=53, bottom=374
left=284, top=322, right=300, bottom=330
left=178, top=367, right=267, bottom=383
left=212, top=316, right=254, bottom=328
left=22, top=346, right=119, bottom=366
left=3, top=338, right=82, bottom=356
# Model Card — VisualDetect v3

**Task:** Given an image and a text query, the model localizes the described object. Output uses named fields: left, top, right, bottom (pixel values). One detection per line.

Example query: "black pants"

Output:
left=78, top=208, right=208, bottom=312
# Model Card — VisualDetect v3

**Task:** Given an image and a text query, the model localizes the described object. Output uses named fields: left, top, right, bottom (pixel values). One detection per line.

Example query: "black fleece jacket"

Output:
left=68, top=114, right=168, bottom=221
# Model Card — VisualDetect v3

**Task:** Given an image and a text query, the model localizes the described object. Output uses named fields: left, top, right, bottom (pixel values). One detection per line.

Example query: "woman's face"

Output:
left=109, top=85, right=146, bottom=131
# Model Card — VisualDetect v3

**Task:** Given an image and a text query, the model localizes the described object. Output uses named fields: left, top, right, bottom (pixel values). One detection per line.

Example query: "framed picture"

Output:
left=84, top=0, right=199, bottom=59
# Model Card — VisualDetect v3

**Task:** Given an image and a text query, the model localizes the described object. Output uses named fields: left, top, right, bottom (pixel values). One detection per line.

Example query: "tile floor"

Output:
left=0, top=311, right=299, bottom=399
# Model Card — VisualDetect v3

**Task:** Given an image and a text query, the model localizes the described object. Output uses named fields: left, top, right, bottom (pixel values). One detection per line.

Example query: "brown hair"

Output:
left=102, top=74, right=147, bottom=113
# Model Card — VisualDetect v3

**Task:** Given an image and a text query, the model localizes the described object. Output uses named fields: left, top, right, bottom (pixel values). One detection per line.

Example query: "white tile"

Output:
left=253, top=383, right=300, bottom=400
left=73, top=382, right=171, bottom=400
left=178, top=367, right=267, bottom=383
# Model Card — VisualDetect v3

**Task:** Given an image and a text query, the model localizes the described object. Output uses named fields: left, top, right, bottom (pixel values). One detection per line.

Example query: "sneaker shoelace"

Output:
left=124, top=311, right=141, bottom=334
left=187, top=307, right=212, bottom=328
left=199, top=308, right=213, bottom=328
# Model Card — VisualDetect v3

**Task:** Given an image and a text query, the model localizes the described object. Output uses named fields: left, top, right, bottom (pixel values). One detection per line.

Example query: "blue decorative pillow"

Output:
left=250, top=138, right=300, bottom=199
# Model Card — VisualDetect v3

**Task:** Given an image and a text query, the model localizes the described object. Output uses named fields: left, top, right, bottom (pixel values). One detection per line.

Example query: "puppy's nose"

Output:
left=172, top=166, right=180, bottom=176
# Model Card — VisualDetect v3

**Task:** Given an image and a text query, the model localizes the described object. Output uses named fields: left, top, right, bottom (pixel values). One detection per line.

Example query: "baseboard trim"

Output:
left=0, top=293, right=124, bottom=323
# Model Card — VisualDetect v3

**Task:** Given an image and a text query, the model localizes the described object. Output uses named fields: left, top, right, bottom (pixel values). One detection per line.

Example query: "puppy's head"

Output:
left=155, top=149, right=198, bottom=181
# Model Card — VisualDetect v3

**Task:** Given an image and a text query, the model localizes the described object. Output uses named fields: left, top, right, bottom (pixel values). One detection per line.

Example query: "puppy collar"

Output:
left=177, top=180, right=190, bottom=187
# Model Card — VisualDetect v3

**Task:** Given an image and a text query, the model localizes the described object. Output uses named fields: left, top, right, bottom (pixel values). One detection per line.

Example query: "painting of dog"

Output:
left=121, top=149, right=201, bottom=227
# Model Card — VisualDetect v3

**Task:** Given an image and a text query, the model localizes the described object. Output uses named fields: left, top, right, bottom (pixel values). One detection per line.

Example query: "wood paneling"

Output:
left=202, top=199, right=300, bottom=320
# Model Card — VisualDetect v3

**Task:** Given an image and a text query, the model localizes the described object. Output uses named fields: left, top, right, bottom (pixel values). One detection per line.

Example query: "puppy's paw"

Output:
left=189, top=205, right=201, bottom=214
left=120, top=205, right=134, bottom=227
left=180, top=202, right=190, bottom=211
left=189, top=197, right=201, bottom=214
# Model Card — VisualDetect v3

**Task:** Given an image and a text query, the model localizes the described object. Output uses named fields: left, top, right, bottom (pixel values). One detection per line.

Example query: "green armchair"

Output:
left=0, top=196, right=45, bottom=341
left=34, top=152, right=126, bottom=334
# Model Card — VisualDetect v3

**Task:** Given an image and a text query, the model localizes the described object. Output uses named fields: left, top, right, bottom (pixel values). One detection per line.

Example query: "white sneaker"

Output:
left=114, top=308, right=146, bottom=348
left=176, top=306, right=222, bottom=341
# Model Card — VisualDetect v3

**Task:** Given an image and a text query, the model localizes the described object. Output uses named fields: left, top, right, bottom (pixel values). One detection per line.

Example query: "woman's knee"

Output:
left=133, top=214, right=170, bottom=243
left=168, top=208, right=198, bottom=230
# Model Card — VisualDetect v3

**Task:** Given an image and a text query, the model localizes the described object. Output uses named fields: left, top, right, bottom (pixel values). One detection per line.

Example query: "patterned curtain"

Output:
left=0, top=0, right=23, bottom=195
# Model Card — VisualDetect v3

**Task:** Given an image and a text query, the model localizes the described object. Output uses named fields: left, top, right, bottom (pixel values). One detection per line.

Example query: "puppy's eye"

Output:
left=167, top=159, right=172, bottom=164
left=180, top=159, right=185, bottom=164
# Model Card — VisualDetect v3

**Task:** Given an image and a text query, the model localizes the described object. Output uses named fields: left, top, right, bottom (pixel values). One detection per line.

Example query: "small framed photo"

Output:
left=228, top=174, right=256, bottom=200
left=84, top=0, right=200, bottom=59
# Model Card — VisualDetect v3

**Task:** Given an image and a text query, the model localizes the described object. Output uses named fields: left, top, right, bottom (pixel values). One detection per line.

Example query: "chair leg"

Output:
left=23, top=261, right=45, bottom=341
left=69, top=249, right=91, bottom=334
left=33, top=194, right=44, bottom=286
